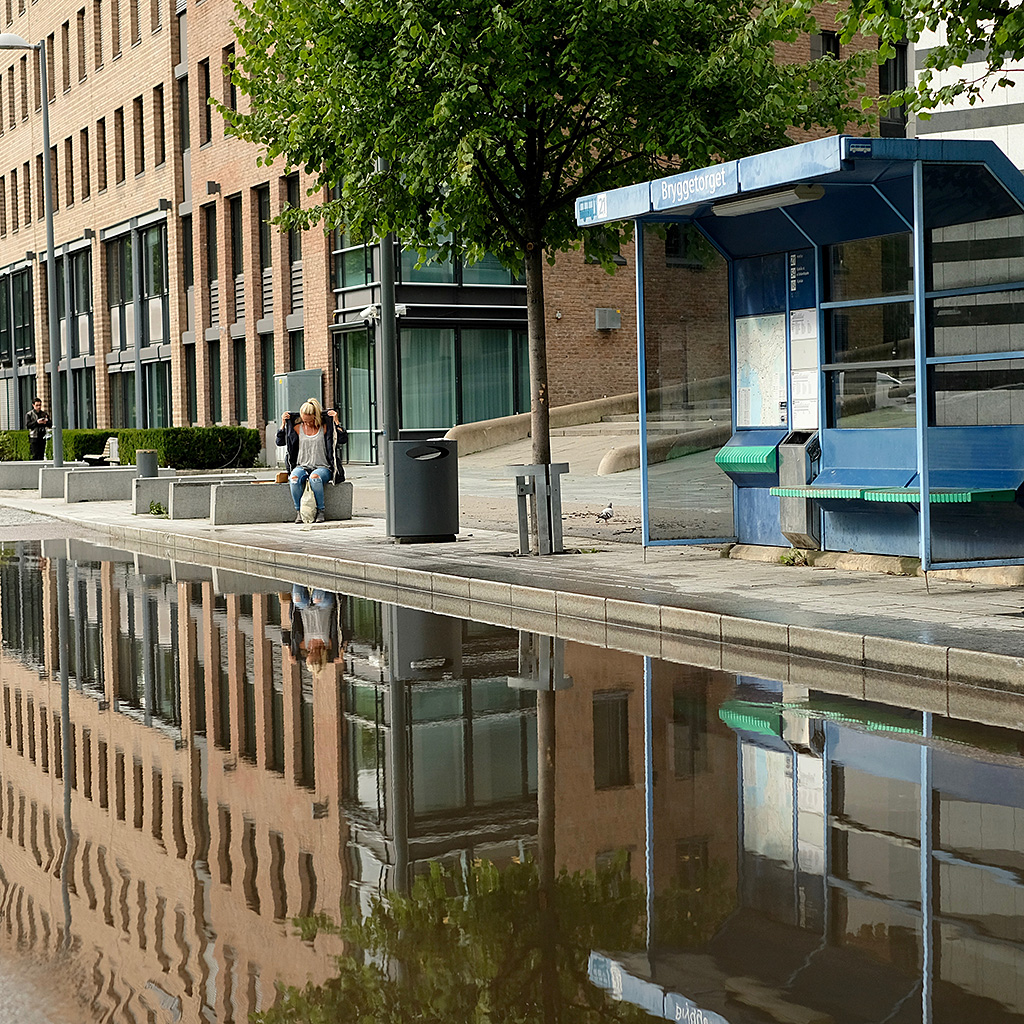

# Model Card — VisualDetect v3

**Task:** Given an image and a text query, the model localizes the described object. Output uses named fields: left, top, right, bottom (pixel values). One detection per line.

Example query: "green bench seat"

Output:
left=770, top=485, right=1017, bottom=504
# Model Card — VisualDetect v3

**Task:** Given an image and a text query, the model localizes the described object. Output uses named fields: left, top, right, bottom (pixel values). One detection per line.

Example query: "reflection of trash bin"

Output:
left=387, top=439, right=458, bottom=541
left=136, top=449, right=159, bottom=478
left=778, top=430, right=820, bottom=549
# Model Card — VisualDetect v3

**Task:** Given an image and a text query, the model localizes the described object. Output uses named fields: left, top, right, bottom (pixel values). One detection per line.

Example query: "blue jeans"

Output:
left=289, top=466, right=331, bottom=510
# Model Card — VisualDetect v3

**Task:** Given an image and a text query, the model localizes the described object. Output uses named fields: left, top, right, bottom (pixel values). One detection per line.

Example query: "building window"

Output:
left=203, top=202, right=218, bottom=325
left=34, top=154, right=42, bottom=220
left=198, top=58, right=210, bottom=145
left=259, top=332, right=273, bottom=422
left=76, top=9, right=86, bottom=80
left=257, top=184, right=272, bottom=317
left=6, top=64, right=12, bottom=128
left=18, top=54, right=26, bottom=119
left=593, top=692, right=629, bottom=790
left=333, top=231, right=372, bottom=290
left=45, top=32, right=54, bottom=99
left=9, top=167, right=16, bottom=231
left=92, top=0, right=103, bottom=69
left=185, top=342, right=197, bottom=423
left=811, top=30, right=839, bottom=59
left=289, top=328, right=303, bottom=370
left=208, top=338, right=221, bottom=421
left=181, top=212, right=194, bottom=334
left=22, top=160, right=30, bottom=223
left=95, top=117, right=106, bottom=190
left=61, top=20, right=70, bottom=92
left=0, top=176, right=6, bottom=236
left=31, top=48, right=39, bottom=110
left=11, top=268, right=32, bottom=358
left=110, top=0, right=119, bottom=58
left=177, top=75, right=189, bottom=151
left=106, top=234, right=132, bottom=350
left=79, top=128, right=90, bottom=199
left=140, top=222, right=167, bottom=346
left=63, top=136, right=73, bottom=204
left=152, top=84, right=164, bottom=165
left=228, top=192, right=245, bottom=322
left=879, top=42, right=908, bottom=139
left=57, top=249, right=93, bottom=359
left=132, top=94, right=144, bottom=174
left=222, top=44, right=236, bottom=114
left=113, top=105, right=124, bottom=182
left=129, top=0, right=139, bottom=45
left=149, top=0, right=158, bottom=32
left=233, top=338, right=247, bottom=422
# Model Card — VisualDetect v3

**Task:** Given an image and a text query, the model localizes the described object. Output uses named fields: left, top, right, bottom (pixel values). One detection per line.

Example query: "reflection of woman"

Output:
left=276, top=397, right=346, bottom=524
left=283, top=586, right=344, bottom=672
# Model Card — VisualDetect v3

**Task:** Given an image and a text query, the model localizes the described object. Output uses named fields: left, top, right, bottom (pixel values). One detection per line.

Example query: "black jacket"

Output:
left=275, top=411, right=347, bottom=483
left=25, top=408, right=49, bottom=439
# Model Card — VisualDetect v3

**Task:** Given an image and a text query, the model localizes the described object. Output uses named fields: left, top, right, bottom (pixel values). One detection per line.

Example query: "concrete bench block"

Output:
left=0, top=461, right=88, bottom=491
left=62, top=465, right=176, bottom=503
left=135, top=474, right=257, bottom=515
left=210, top=480, right=353, bottom=525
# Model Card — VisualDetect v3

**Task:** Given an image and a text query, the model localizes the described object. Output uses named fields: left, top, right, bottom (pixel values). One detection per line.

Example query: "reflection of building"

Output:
left=342, top=606, right=539, bottom=901
left=0, top=541, right=347, bottom=1022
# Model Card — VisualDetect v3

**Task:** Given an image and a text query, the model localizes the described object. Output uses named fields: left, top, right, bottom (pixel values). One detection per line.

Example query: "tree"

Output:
left=838, top=0, right=1021, bottom=110
left=229, top=0, right=868, bottom=476
left=255, top=855, right=650, bottom=1024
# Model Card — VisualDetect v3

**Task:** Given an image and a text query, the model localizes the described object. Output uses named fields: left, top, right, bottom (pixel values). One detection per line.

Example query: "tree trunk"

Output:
left=525, top=245, right=551, bottom=467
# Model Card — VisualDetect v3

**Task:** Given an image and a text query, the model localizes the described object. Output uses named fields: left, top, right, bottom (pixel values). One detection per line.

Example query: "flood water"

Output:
left=2, top=538, right=1024, bottom=1023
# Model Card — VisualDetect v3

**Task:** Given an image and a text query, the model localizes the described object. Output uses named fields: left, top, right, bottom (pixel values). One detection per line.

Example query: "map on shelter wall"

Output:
left=735, top=314, right=787, bottom=427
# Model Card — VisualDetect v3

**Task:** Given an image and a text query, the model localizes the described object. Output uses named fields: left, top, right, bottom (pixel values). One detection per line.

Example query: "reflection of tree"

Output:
left=257, top=856, right=650, bottom=1024
left=653, top=859, right=736, bottom=950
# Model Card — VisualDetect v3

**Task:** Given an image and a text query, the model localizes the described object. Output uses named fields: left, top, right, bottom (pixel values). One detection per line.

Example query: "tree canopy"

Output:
left=230, top=0, right=870, bottom=468
left=839, top=0, right=1022, bottom=110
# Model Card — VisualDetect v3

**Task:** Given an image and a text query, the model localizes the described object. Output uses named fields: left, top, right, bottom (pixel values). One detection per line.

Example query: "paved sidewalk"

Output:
left=3, top=440, right=1024, bottom=690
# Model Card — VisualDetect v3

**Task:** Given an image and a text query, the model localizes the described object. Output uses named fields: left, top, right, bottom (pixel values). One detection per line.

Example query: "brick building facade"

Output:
left=0, top=0, right=885, bottom=456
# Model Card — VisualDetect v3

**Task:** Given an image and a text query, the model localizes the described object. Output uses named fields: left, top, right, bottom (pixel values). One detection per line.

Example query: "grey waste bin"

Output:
left=777, top=430, right=820, bottom=549
left=387, top=439, right=459, bottom=541
left=136, top=449, right=159, bottom=478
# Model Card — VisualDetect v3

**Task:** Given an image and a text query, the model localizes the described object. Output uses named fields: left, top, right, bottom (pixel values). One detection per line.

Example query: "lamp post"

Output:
left=0, top=33, right=63, bottom=466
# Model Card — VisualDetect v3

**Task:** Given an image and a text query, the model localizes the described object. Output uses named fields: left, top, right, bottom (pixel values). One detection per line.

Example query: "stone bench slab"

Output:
left=135, top=474, right=258, bottom=516
left=60, top=466, right=175, bottom=502
left=0, top=461, right=87, bottom=491
left=210, top=481, right=353, bottom=525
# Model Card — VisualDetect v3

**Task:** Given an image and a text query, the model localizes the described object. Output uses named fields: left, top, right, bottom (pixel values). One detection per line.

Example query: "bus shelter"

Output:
left=576, top=135, right=1024, bottom=570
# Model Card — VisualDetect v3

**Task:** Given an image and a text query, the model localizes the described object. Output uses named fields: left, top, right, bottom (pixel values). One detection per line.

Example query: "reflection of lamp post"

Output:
left=0, top=33, right=63, bottom=465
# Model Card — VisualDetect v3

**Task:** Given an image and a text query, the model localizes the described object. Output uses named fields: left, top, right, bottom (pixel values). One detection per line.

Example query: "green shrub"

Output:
left=117, top=427, right=262, bottom=469
left=0, top=432, right=18, bottom=461
left=59, top=429, right=116, bottom=461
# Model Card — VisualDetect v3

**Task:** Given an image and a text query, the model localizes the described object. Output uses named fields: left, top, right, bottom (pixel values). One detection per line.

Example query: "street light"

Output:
left=0, top=33, right=63, bottom=466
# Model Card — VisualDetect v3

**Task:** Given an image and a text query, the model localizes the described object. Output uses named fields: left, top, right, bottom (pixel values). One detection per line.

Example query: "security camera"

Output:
left=359, top=304, right=380, bottom=321
left=395, top=303, right=409, bottom=317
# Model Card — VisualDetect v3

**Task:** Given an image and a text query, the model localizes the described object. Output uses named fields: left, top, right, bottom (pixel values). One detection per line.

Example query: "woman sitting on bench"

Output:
left=276, top=398, right=346, bottom=523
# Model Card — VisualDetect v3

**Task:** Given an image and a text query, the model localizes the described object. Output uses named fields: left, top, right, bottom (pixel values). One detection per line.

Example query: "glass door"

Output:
left=335, top=327, right=377, bottom=463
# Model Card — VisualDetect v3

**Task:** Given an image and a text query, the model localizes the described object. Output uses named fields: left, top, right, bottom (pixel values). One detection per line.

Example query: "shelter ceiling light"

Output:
left=712, top=184, right=825, bottom=217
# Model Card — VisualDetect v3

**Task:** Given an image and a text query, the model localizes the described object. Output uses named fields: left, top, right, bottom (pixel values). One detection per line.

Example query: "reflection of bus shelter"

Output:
left=577, top=136, right=1024, bottom=569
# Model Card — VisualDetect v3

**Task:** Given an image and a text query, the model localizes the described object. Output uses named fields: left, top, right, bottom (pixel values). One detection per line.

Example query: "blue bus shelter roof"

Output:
left=575, top=135, right=1024, bottom=259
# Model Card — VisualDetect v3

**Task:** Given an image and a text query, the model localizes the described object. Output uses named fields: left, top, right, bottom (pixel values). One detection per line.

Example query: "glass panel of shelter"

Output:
left=640, top=221, right=734, bottom=543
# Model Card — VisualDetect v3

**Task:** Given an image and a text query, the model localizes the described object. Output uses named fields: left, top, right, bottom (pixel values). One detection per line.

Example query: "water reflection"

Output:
left=2, top=539, right=1024, bottom=1022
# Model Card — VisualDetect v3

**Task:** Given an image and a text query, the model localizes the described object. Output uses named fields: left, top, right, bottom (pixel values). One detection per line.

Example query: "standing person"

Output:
left=276, top=397, right=347, bottom=523
left=25, top=397, right=50, bottom=461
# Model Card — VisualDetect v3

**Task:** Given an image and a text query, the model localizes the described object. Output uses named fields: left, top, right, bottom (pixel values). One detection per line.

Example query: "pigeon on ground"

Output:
left=596, top=502, right=613, bottom=522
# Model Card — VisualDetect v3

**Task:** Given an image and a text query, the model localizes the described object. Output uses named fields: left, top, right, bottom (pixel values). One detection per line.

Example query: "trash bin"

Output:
left=136, top=449, right=159, bottom=478
left=387, top=439, right=458, bottom=541
left=777, top=430, right=820, bottom=549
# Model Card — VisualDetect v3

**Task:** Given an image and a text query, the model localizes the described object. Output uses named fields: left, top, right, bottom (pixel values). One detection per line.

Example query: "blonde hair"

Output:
left=299, top=398, right=323, bottom=429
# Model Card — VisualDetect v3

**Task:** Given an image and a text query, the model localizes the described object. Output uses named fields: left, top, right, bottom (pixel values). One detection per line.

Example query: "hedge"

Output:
left=0, top=426, right=261, bottom=468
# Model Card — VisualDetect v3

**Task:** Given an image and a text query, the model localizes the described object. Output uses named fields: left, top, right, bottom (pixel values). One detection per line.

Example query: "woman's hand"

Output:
left=328, top=409, right=339, bottom=421
left=282, top=412, right=291, bottom=425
